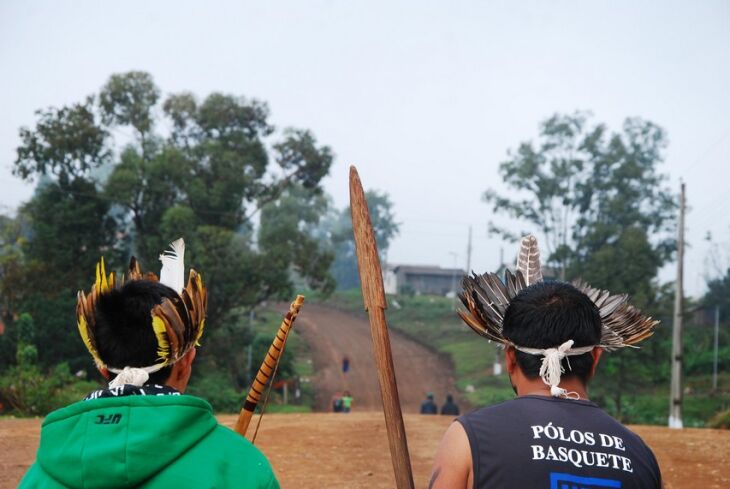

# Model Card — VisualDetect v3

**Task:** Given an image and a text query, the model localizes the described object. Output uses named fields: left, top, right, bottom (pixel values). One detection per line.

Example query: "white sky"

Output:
left=1, top=0, right=728, bottom=298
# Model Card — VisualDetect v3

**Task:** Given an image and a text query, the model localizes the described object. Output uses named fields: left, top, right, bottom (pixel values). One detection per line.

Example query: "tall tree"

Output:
left=11, top=96, right=116, bottom=368
left=9, top=71, right=336, bottom=374
left=14, top=98, right=109, bottom=188
left=485, top=112, right=676, bottom=283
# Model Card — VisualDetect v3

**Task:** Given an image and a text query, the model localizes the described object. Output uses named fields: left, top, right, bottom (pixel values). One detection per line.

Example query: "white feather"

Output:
left=159, top=238, right=185, bottom=294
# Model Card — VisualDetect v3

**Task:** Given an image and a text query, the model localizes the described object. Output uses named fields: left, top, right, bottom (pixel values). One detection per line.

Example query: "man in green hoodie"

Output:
left=20, top=249, right=280, bottom=488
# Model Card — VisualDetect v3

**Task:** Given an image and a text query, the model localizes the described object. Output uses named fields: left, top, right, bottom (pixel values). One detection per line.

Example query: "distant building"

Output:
left=383, top=264, right=466, bottom=296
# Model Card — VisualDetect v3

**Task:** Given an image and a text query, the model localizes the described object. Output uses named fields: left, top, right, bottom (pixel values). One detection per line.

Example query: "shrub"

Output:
left=0, top=362, right=99, bottom=416
left=709, top=409, right=730, bottom=429
left=186, top=369, right=242, bottom=413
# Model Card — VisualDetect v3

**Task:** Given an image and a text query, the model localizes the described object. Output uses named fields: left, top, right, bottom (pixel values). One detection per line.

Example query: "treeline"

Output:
left=0, top=71, right=397, bottom=414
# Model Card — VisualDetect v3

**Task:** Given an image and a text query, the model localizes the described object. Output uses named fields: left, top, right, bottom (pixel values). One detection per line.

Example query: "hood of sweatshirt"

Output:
left=35, top=394, right=217, bottom=488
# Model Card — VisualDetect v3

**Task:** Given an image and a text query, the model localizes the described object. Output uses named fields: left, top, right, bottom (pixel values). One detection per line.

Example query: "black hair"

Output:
left=502, top=281, right=602, bottom=383
left=93, top=280, right=182, bottom=385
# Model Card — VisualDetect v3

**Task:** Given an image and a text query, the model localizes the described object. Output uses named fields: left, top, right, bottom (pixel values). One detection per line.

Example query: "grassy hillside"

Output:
left=319, top=290, right=730, bottom=427
left=319, top=291, right=514, bottom=408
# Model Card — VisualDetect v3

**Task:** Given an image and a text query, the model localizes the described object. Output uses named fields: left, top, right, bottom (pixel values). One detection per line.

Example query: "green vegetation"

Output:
left=188, top=306, right=315, bottom=413
left=0, top=314, right=98, bottom=416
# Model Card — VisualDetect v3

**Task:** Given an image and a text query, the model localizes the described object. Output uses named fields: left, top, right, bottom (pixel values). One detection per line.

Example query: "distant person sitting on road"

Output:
left=440, top=394, right=460, bottom=416
left=341, top=391, right=353, bottom=413
left=420, top=392, right=438, bottom=415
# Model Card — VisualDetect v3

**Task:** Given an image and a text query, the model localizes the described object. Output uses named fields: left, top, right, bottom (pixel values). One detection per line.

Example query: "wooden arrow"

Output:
left=349, top=166, right=415, bottom=489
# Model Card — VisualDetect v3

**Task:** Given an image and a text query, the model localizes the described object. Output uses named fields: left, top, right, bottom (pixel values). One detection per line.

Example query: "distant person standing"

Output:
left=440, top=394, right=460, bottom=416
left=342, top=355, right=350, bottom=374
left=341, top=391, right=353, bottom=413
left=331, top=391, right=343, bottom=413
left=420, top=392, right=438, bottom=415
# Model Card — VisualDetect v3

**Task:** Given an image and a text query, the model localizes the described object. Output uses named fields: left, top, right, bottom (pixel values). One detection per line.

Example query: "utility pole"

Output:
left=669, top=182, right=685, bottom=429
left=713, top=305, right=720, bottom=392
left=466, top=226, right=473, bottom=274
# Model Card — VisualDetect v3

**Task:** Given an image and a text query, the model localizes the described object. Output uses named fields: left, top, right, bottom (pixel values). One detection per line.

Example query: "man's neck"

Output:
left=517, top=377, right=589, bottom=400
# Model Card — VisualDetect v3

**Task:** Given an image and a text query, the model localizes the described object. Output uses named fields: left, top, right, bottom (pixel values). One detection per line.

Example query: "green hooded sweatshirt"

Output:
left=19, top=395, right=279, bottom=489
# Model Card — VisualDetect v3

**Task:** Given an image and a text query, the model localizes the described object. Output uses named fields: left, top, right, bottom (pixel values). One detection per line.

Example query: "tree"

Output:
left=0, top=213, right=27, bottom=327
left=324, top=190, right=400, bottom=290
left=11, top=95, right=117, bottom=369
left=485, top=112, right=676, bottom=283
left=14, top=98, right=109, bottom=188
left=705, top=269, right=730, bottom=318
left=9, top=71, right=336, bottom=377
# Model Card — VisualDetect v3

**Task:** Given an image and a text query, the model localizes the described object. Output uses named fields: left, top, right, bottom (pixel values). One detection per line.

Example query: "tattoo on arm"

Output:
left=428, top=467, right=442, bottom=489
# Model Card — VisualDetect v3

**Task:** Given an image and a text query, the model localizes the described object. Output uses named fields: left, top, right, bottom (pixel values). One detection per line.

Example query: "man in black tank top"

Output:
left=429, top=281, right=662, bottom=489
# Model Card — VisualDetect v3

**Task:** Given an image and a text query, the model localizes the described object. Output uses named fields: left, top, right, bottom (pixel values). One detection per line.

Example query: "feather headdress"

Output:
left=457, top=235, right=659, bottom=396
left=76, top=238, right=207, bottom=375
left=458, top=235, right=658, bottom=350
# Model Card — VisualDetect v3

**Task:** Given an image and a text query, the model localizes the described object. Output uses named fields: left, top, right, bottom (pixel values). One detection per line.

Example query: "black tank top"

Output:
left=458, top=396, right=661, bottom=489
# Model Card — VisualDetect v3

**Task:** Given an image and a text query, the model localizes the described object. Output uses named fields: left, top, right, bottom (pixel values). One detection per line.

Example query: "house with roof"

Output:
left=383, top=264, right=466, bottom=296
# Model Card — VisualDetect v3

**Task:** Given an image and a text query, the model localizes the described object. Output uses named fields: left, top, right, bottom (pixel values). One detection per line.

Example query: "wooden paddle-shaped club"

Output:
left=349, top=166, right=415, bottom=489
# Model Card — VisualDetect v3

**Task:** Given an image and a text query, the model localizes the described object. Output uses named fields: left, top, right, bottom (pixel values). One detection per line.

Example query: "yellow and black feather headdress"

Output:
left=76, top=238, right=207, bottom=373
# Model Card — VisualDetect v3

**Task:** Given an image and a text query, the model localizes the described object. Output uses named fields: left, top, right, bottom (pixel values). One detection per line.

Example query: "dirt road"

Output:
left=3, top=413, right=728, bottom=488
left=294, top=303, right=463, bottom=412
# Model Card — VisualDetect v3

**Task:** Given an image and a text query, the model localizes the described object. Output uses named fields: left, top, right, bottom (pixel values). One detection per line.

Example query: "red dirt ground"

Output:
left=2, top=412, right=728, bottom=488
left=294, top=303, right=465, bottom=412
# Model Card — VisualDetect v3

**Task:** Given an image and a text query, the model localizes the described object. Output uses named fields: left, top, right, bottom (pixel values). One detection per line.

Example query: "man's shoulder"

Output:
left=203, top=423, right=272, bottom=460
left=459, top=396, right=608, bottom=429
left=168, top=422, right=279, bottom=487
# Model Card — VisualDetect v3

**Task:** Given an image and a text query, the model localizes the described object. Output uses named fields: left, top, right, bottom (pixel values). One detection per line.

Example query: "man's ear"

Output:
left=588, top=347, right=604, bottom=379
left=98, top=366, right=110, bottom=380
left=504, top=346, right=518, bottom=375
left=180, top=347, right=197, bottom=371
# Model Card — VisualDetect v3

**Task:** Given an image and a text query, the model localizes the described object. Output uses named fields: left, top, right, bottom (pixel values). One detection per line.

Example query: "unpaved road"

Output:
left=3, top=413, right=729, bottom=488
left=295, top=303, right=463, bottom=412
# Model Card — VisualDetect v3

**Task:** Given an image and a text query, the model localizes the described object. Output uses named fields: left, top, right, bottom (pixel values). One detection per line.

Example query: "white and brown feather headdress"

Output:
left=457, top=235, right=658, bottom=351
left=76, top=238, right=208, bottom=373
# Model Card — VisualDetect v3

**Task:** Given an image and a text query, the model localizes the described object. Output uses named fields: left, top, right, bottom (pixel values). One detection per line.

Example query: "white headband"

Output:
left=511, top=340, right=596, bottom=398
left=107, top=363, right=169, bottom=388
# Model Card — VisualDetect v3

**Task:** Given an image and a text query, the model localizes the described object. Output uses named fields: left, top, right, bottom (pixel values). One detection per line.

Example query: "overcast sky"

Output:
left=1, top=1, right=728, bottom=298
